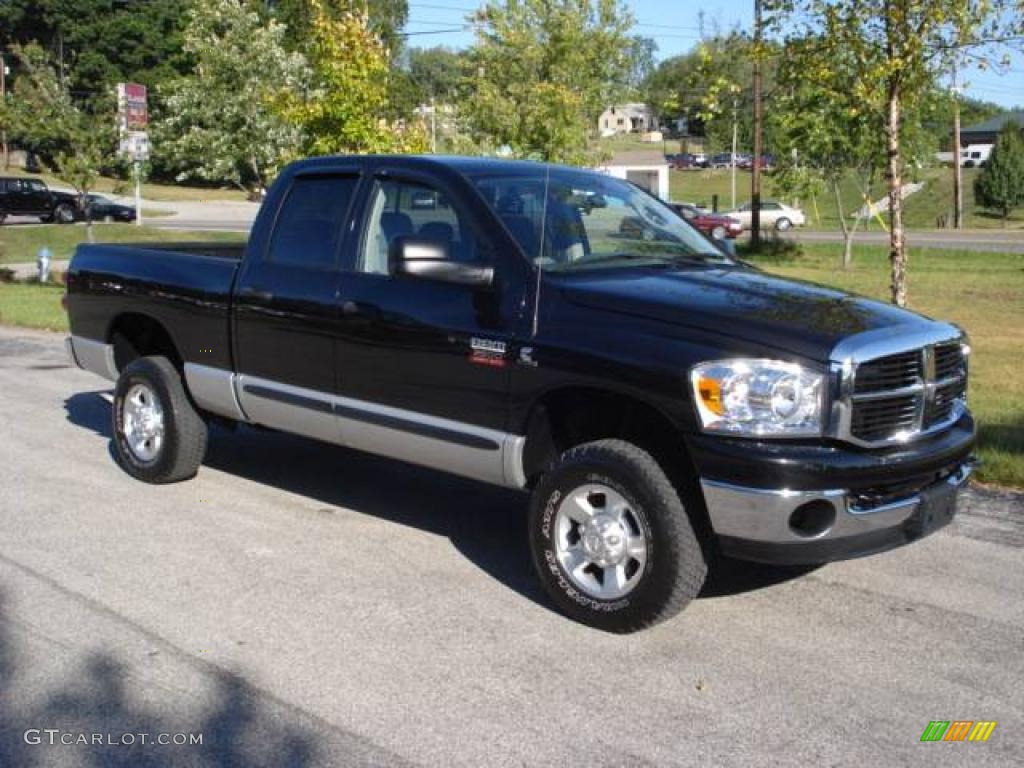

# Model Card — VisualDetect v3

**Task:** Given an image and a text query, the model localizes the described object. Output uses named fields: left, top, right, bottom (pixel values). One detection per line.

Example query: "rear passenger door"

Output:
left=233, top=171, right=361, bottom=443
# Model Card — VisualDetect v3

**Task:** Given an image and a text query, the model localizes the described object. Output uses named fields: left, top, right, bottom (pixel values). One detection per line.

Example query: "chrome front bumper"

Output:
left=702, top=462, right=972, bottom=564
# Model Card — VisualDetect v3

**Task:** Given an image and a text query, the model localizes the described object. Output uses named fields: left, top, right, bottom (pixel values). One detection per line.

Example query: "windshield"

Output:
left=470, top=168, right=732, bottom=272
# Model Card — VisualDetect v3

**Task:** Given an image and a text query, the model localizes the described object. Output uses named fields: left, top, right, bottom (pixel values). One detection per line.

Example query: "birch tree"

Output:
left=776, top=0, right=1023, bottom=306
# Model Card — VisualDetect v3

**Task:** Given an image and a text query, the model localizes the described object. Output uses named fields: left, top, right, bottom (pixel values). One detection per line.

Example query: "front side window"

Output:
left=359, top=180, right=484, bottom=275
left=472, top=169, right=729, bottom=272
left=267, top=175, right=358, bottom=269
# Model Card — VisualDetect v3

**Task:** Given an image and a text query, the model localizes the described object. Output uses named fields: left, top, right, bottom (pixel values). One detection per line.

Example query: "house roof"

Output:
left=606, top=150, right=667, bottom=167
left=961, top=111, right=1024, bottom=136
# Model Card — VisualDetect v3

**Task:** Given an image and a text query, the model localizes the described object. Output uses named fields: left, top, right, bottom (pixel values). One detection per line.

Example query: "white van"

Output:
left=959, top=144, right=992, bottom=167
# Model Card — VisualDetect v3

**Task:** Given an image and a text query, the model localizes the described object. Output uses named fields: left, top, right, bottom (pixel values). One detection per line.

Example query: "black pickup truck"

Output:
left=0, top=176, right=81, bottom=224
left=65, top=156, right=975, bottom=632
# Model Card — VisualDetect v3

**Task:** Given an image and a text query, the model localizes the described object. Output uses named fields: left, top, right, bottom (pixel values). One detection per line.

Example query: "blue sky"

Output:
left=404, top=0, right=1024, bottom=110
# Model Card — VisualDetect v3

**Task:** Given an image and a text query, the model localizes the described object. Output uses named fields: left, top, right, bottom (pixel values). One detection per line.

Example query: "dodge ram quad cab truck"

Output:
left=65, top=156, right=975, bottom=633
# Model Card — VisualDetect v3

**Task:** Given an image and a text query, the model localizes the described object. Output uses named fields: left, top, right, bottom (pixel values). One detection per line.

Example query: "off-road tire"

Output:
left=529, top=439, right=707, bottom=633
left=112, top=356, right=207, bottom=483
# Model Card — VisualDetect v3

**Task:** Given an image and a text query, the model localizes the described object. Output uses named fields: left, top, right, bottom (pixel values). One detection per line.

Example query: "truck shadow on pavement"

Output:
left=64, top=391, right=816, bottom=611
left=0, top=590, right=405, bottom=767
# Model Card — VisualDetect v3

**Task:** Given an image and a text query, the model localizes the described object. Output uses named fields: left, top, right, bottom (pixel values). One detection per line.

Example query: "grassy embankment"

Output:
left=0, top=223, right=245, bottom=266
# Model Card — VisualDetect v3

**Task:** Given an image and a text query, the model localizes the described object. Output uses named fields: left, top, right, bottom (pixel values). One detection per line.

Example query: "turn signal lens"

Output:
left=697, top=375, right=724, bottom=415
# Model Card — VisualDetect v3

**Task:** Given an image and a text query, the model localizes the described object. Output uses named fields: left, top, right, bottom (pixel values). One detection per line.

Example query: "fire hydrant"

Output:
left=37, top=246, right=52, bottom=283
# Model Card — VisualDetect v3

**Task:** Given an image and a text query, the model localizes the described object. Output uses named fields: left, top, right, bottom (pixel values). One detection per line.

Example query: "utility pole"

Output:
left=951, top=58, right=963, bottom=229
left=731, top=96, right=738, bottom=210
left=1, top=53, right=8, bottom=170
left=430, top=96, right=437, bottom=154
left=750, top=0, right=764, bottom=247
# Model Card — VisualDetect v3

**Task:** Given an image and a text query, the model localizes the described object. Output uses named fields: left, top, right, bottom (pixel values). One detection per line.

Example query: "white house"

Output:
left=596, top=150, right=670, bottom=200
left=598, top=104, right=658, bottom=135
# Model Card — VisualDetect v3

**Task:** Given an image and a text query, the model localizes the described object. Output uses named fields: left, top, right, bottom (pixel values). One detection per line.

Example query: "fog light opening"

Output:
left=788, top=500, right=836, bottom=538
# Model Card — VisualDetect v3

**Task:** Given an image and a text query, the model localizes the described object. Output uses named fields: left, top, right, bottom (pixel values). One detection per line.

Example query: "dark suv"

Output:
left=0, top=176, right=80, bottom=224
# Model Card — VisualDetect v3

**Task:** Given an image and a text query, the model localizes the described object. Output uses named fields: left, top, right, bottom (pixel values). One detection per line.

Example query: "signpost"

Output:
left=116, top=83, right=149, bottom=226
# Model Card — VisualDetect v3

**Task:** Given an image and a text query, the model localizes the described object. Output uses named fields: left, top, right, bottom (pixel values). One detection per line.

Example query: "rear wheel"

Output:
left=529, top=439, right=707, bottom=633
left=112, top=356, right=208, bottom=483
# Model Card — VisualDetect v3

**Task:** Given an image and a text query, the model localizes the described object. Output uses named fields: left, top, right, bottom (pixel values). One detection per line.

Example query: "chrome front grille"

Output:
left=830, top=326, right=968, bottom=448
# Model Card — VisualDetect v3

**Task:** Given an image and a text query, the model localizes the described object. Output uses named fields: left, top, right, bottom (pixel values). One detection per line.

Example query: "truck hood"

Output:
left=559, top=266, right=932, bottom=362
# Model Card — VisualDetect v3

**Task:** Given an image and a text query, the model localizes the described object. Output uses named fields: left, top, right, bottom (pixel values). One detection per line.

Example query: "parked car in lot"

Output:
left=65, top=155, right=974, bottom=633
left=671, top=153, right=707, bottom=170
left=0, top=176, right=80, bottom=224
left=728, top=200, right=806, bottom=231
left=707, top=153, right=736, bottom=169
left=83, top=194, right=137, bottom=223
left=666, top=202, right=743, bottom=240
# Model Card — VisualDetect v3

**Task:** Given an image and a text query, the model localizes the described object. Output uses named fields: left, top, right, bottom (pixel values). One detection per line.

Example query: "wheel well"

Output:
left=521, top=387, right=711, bottom=538
left=108, top=314, right=182, bottom=374
left=524, top=385, right=697, bottom=478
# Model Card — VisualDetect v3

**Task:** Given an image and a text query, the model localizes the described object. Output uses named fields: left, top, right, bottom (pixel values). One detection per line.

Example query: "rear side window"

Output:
left=267, top=175, right=358, bottom=268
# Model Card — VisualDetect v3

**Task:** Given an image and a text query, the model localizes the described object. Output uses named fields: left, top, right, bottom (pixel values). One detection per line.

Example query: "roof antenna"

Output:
left=531, top=164, right=551, bottom=338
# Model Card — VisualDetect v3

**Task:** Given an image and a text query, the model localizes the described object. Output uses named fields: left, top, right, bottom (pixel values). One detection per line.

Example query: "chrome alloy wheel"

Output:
left=121, top=383, right=165, bottom=463
left=553, top=483, right=648, bottom=600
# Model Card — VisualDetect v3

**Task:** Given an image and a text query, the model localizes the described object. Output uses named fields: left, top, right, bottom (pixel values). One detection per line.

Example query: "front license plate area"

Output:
left=909, top=479, right=959, bottom=538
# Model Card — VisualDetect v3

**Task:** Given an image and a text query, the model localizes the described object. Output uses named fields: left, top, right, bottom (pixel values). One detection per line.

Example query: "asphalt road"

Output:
left=779, top=228, right=1024, bottom=253
left=0, top=326, right=1022, bottom=767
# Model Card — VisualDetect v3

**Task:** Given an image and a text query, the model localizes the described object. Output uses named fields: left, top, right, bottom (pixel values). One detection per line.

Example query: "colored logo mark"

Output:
left=920, top=721, right=997, bottom=742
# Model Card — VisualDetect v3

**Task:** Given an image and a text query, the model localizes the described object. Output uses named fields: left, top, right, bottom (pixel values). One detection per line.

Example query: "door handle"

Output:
left=240, top=287, right=274, bottom=302
left=341, top=300, right=379, bottom=322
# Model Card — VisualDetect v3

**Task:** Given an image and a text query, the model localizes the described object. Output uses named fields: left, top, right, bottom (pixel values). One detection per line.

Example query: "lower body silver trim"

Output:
left=68, top=336, right=118, bottom=381
left=231, top=372, right=526, bottom=489
left=701, top=463, right=972, bottom=545
left=185, top=363, right=248, bottom=422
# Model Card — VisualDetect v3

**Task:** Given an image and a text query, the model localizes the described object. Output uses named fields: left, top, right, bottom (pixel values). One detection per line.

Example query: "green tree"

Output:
left=0, top=0, right=192, bottom=94
left=154, top=0, right=308, bottom=194
left=974, top=123, right=1024, bottom=225
left=270, top=0, right=409, bottom=56
left=463, top=0, right=636, bottom=164
left=777, top=0, right=1022, bottom=307
left=5, top=44, right=117, bottom=239
left=407, top=47, right=468, bottom=104
left=276, top=0, right=427, bottom=155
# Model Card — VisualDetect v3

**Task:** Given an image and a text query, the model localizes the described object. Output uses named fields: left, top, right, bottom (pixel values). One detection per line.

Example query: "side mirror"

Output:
left=389, top=236, right=494, bottom=289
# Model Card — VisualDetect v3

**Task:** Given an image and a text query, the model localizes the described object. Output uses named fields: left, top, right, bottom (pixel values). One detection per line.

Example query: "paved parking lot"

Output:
left=0, top=326, right=1021, bottom=767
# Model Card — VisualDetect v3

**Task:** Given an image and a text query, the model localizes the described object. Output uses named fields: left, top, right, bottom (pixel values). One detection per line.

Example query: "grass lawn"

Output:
left=0, top=223, right=246, bottom=265
left=670, top=166, right=1024, bottom=230
left=0, top=281, right=67, bottom=332
left=744, top=243, right=1024, bottom=488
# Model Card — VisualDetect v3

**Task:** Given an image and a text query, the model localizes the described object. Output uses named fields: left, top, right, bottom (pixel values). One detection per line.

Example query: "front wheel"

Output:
left=55, top=203, right=76, bottom=224
left=774, top=217, right=793, bottom=232
left=529, top=439, right=707, bottom=633
left=112, top=356, right=208, bottom=483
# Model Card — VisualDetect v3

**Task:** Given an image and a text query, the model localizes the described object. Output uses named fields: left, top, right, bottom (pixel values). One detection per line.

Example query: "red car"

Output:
left=667, top=203, right=743, bottom=241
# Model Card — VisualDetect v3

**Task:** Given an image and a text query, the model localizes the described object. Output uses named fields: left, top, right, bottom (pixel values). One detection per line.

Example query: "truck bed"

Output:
left=66, top=241, right=247, bottom=373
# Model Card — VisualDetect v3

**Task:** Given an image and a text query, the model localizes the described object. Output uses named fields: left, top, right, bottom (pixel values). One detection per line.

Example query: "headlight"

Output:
left=690, top=359, right=824, bottom=437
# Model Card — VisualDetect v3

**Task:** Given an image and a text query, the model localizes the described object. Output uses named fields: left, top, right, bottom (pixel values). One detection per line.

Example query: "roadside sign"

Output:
left=117, top=83, right=148, bottom=130
left=119, top=131, right=150, bottom=162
